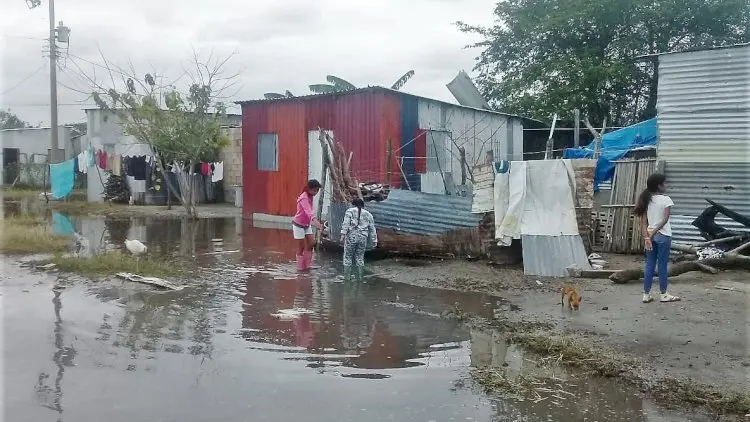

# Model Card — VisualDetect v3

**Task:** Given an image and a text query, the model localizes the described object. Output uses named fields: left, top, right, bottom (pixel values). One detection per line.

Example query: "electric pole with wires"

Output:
left=26, top=0, right=70, bottom=164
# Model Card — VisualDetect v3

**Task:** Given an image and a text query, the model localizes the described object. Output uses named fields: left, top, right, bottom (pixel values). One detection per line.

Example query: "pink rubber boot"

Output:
left=303, top=250, right=314, bottom=270
left=296, top=254, right=305, bottom=272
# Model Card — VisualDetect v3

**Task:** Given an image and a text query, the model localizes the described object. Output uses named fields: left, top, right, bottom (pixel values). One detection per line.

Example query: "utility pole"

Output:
left=48, top=0, right=60, bottom=163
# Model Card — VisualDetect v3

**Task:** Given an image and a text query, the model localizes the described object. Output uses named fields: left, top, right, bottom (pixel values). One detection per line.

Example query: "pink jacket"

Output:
left=293, top=191, right=318, bottom=228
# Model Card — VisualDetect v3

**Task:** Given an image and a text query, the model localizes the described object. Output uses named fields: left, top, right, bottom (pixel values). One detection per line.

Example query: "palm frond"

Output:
left=264, top=93, right=286, bottom=99
left=326, top=75, right=356, bottom=90
left=285, top=90, right=295, bottom=98
left=309, top=84, right=338, bottom=94
left=391, top=70, right=415, bottom=90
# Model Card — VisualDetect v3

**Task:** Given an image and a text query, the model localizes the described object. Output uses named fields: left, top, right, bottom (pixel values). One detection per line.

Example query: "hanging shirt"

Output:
left=87, top=147, right=96, bottom=168
left=111, top=154, right=122, bottom=176
left=130, top=156, right=148, bottom=180
left=200, top=162, right=211, bottom=176
left=50, top=159, right=76, bottom=199
left=97, top=150, right=108, bottom=170
left=77, top=151, right=88, bottom=174
left=211, top=161, right=224, bottom=182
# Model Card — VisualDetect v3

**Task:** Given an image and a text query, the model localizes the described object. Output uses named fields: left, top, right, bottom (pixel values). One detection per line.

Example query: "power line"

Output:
left=1, top=64, right=46, bottom=95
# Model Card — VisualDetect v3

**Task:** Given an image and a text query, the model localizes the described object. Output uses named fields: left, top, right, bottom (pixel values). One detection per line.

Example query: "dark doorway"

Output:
left=3, top=148, right=20, bottom=185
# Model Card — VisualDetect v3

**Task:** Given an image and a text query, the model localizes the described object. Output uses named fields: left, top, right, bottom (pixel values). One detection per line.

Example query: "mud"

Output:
left=0, top=200, right=730, bottom=421
left=370, top=256, right=750, bottom=408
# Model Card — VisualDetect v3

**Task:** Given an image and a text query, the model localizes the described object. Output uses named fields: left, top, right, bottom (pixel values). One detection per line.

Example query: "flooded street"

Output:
left=2, top=204, right=708, bottom=421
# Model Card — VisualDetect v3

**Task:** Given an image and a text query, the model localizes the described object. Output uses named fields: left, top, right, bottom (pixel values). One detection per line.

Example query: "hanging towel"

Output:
left=50, top=159, right=76, bottom=199
left=97, top=150, right=108, bottom=169
left=112, top=154, right=122, bottom=176
left=211, top=161, right=224, bottom=182
left=77, top=151, right=88, bottom=174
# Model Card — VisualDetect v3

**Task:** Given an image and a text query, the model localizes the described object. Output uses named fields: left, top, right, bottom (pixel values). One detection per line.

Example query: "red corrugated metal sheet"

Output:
left=243, top=90, right=403, bottom=216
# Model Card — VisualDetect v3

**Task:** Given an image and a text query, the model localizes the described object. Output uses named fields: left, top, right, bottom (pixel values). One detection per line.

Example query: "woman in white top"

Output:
left=634, top=173, right=680, bottom=303
left=340, top=198, right=377, bottom=282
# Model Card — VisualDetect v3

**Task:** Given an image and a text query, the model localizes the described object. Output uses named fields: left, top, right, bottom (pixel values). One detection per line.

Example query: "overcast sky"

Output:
left=0, top=0, right=495, bottom=126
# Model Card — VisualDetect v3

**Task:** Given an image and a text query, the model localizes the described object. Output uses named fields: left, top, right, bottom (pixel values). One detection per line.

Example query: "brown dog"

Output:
left=560, top=285, right=582, bottom=310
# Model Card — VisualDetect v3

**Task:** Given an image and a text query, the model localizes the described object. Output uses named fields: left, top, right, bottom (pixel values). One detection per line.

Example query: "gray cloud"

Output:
left=1, top=0, right=494, bottom=125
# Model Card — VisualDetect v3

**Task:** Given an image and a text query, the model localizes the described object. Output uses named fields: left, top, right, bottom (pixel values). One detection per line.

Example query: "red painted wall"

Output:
left=242, top=90, right=402, bottom=217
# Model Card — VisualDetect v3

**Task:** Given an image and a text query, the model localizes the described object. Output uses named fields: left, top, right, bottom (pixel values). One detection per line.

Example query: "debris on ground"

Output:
left=115, top=272, right=184, bottom=291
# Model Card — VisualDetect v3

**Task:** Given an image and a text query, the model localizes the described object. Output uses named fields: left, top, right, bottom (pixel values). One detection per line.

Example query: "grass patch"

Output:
left=651, top=378, right=750, bottom=416
left=0, top=218, right=69, bottom=254
left=47, top=252, right=186, bottom=278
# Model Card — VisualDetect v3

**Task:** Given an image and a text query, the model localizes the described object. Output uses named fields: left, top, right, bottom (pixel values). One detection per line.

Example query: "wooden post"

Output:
left=386, top=139, right=393, bottom=186
left=315, top=129, right=329, bottom=248
left=459, top=146, right=467, bottom=185
left=584, top=117, right=607, bottom=160
left=574, top=109, right=580, bottom=147
left=397, top=157, right=411, bottom=191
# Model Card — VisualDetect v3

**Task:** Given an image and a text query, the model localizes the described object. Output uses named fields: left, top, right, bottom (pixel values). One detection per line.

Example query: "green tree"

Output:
left=0, top=109, right=29, bottom=129
left=85, top=53, right=233, bottom=217
left=458, top=0, right=749, bottom=126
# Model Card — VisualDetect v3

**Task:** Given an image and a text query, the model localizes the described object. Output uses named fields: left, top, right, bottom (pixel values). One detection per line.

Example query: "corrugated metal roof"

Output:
left=471, top=164, right=494, bottom=214
left=331, top=189, right=479, bottom=236
left=521, top=235, right=591, bottom=277
left=657, top=45, right=750, bottom=162
left=664, top=162, right=750, bottom=218
left=236, top=86, right=536, bottom=122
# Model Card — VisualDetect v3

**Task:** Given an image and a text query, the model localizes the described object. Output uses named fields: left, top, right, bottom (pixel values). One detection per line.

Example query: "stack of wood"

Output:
left=318, top=130, right=391, bottom=204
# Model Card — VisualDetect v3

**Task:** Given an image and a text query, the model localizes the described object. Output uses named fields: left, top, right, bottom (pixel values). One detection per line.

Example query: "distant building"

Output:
left=655, top=43, right=750, bottom=242
left=0, top=126, right=78, bottom=186
left=237, top=87, right=536, bottom=220
left=83, top=108, right=242, bottom=203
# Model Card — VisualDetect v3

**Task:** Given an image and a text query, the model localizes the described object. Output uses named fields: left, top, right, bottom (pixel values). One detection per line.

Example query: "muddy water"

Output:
left=2, top=207, right=707, bottom=421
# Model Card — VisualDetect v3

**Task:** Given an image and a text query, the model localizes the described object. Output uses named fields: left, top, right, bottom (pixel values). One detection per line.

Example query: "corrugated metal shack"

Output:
left=656, top=44, right=750, bottom=242
left=237, top=87, right=533, bottom=219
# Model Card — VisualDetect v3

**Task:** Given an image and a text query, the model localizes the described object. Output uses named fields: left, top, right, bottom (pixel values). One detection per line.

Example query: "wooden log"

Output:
left=609, top=255, right=750, bottom=284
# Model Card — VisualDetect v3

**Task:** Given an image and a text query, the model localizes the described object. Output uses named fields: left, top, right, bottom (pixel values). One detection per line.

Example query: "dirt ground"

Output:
left=369, top=254, right=750, bottom=397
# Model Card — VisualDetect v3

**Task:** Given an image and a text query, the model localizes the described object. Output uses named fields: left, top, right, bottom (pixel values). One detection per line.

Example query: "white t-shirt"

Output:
left=646, top=194, right=674, bottom=237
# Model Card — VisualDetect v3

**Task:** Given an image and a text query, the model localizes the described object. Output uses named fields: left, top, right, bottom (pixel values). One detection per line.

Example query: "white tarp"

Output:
left=495, top=159, right=579, bottom=243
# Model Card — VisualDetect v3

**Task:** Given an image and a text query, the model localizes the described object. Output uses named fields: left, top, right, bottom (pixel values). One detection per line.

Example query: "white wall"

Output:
left=0, top=126, right=75, bottom=186
left=84, top=109, right=152, bottom=202
left=416, top=99, right=524, bottom=188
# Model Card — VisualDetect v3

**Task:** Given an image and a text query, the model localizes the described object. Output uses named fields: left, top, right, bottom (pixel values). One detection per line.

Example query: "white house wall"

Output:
left=417, top=99, right=523, bottom=187
left=85, top=109, right=152, bottom=202
left=0, top=126, right=75, bottom=187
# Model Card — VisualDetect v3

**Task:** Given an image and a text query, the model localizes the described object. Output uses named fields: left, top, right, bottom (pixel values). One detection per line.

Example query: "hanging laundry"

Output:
left=97, top=150, right=108, bottom=170
left=130, top=155, right=148, bottom=180
left=77, top=151, right=88, bottom=174
left=107, top=155, right=115, bottom=173
left=87, top=146, right=96, bottom=168
left=111, top=154, right=122, bottom=176
left=200, top=162, right=211, bottom=176
left=50, top=158, right=76, bottom=199
left=211, top=161, right=224, bottom=182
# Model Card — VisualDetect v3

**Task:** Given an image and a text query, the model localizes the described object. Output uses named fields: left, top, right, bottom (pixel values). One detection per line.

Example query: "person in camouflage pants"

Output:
left=341, top=198, right=377, bottom=281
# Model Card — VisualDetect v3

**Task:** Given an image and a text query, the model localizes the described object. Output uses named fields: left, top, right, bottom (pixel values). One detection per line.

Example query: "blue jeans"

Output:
left=644, top=233, right=672, bottom=294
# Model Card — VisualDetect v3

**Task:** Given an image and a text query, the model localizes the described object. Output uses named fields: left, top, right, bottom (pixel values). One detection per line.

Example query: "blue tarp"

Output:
left=563, top=118, right=657, bottom=191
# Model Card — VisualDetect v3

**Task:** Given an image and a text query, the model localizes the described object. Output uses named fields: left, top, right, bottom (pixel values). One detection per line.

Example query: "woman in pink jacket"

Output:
left=293, top=179, right=323, bottom=271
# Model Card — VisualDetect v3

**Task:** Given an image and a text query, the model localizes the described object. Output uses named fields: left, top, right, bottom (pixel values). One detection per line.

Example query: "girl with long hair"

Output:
left=634, top=173, right=680, bottom=303
left=293, top=179, right=323, bottom=272
left=340, top=198, right=377, bottom=281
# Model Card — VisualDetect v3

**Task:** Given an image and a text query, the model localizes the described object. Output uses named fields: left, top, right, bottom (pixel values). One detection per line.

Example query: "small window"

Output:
left=257, top=133, right=278, bottom=171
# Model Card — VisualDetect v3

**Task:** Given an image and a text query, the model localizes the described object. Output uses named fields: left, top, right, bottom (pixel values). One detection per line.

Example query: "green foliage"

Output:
left=458, top=0, right=749, bottom=125
left=391, top=70, right=415, bottom=90
left=326, top=75, right=356, bottom=90
left=0, top=109, right=29, bottom=129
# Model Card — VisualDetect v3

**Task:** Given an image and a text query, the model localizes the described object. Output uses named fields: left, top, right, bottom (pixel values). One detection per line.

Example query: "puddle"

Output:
left=1, top=202, right=711, bottom=421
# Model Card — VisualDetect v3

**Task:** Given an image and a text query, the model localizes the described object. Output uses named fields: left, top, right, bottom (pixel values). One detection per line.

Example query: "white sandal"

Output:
left=660, top=293, right=681, bottom=302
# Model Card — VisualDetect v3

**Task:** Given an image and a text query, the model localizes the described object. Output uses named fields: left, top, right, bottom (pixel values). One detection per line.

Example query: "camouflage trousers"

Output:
left=343, top=231, right=367, bottom=267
